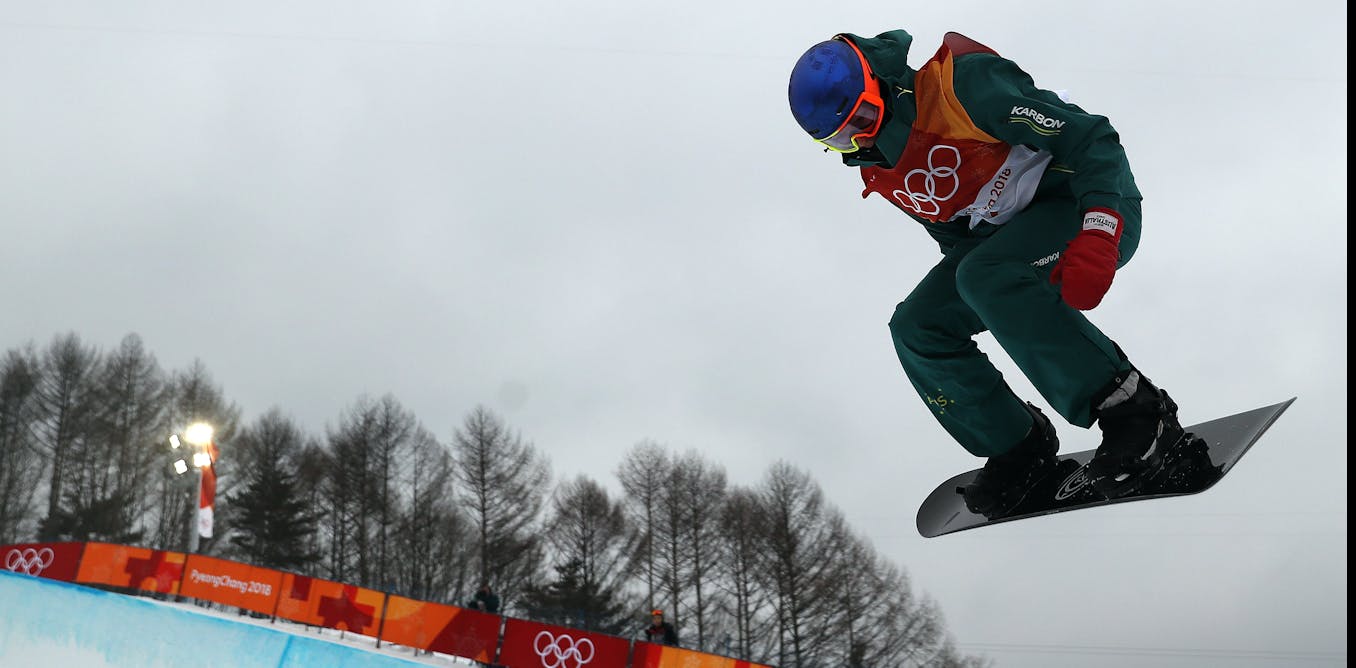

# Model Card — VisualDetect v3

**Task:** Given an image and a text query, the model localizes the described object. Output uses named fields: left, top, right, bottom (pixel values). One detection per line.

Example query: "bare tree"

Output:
left=295, top=441, right=336, bottom=579
left=832, top=533, right=892, bottom=667
left=310, top=439, right=357, bottom=579
left=389, top=426, right=470, bottom=602
left=0, top=346, right=44, bottom=542
left=33, top=333, right=101, bottom=539
left=324, top=394, right=417, bottom=589
left=47, top=334, right=167, bottom=543
left=323, top=404, right=368, bottom=583
left=619, top=446, right=735, bottom=649
left=714, top=486, right=776, bottom=663
left=673, top=450, right=728, bottom=650
left=757, top=460, right=849, bottom=668
left=452, top=405, right=550, bottom=613
left=880, top=567, right=951, bottom=668
left=526, top=475, right=636, bottom=632
left=616, top=440, right=671, bottom=612
left=654, top=452, right=688, bottom=629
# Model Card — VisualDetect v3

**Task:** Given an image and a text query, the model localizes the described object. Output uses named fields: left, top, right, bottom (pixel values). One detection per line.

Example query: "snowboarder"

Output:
left=787, top=29, right=1187, bottom=515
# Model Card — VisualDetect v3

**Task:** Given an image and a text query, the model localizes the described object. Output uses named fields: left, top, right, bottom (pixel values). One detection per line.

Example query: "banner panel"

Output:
left=498, top=618, right=629, bottom=668
left=0, top=542, right=84, bottom=582
left=76, top=542, right=185, bottom=594
left=274, top=572, right=385, bottom=636
left=179, top=554, right=283, bottom=615
left=631, top=641, right=774, bottom=668
left=379, top=595, right=500, bottom=661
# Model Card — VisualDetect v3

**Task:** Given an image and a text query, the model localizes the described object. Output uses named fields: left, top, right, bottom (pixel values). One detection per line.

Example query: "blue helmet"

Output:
left=788, top=39, right=868, bottom=140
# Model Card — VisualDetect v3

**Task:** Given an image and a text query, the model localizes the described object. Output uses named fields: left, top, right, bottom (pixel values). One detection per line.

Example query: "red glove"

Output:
left=1050, top=208, right=1123, bottom=310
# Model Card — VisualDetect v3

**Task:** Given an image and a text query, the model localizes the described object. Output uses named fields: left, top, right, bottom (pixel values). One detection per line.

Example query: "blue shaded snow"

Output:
left=0, top=570, right=424, bottom=668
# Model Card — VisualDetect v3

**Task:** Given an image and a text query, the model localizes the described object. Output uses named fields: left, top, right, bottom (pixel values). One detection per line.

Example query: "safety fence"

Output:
left=1, top=541, right=773, bottom=668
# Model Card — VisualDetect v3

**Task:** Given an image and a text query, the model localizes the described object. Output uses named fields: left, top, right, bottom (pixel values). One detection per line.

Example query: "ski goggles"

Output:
left=813, top=37, right=884, bottom=153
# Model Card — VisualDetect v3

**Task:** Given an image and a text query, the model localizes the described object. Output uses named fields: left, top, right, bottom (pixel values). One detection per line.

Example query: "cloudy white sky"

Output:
left=1, top=1, right=1346, bottom=666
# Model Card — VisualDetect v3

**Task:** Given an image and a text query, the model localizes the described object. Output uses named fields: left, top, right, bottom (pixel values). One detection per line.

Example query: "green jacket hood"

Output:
left=841, top=30, right=916, bottom=84
left=838, top=29, right=918, bottom=166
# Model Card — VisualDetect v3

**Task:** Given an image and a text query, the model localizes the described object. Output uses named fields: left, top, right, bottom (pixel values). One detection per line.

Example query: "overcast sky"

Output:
left=0, top=1, right=1346, bottom=666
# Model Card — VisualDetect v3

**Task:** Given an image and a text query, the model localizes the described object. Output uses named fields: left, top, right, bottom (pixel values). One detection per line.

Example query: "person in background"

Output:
left=467, top=583, right=500, bottom=614
left=643, top=609, right=678, bottom=646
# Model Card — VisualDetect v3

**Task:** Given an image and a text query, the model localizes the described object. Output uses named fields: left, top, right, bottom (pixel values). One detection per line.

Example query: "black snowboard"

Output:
left=916, top=398, right=1296, bottom=538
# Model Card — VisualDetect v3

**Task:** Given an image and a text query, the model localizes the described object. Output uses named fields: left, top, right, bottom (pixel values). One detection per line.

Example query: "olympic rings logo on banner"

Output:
left=4, top=547, right=55, bottom=576
left=533, top=630, right=595, bottom=668
left=895, top=144, right=962, bottom=217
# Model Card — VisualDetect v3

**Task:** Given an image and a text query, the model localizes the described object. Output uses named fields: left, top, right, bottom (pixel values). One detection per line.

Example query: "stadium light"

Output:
left=184, top=423, right=214, bottom=447
left=167, top=422, right=218, bottom=554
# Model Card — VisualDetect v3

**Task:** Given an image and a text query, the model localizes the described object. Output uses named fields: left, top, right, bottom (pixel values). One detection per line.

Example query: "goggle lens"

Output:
left=816, top=96, right=883, bottom=152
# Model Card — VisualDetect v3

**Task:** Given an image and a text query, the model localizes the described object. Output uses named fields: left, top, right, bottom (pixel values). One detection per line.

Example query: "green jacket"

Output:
left=838, top=30, right=1140, bottom=248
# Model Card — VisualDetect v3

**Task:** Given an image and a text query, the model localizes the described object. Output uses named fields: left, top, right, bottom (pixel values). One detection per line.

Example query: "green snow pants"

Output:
left=888, top=196, right=1141, bottom=457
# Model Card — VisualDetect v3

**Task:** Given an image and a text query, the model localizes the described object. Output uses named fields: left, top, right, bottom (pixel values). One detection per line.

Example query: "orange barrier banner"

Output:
left=3, top=541, right=776, bottom=668
left=0, top=542, right=84, bottom=582
left=76, top=542, right=185, bottom=594
left=631, top=641, right=774, bottom=668
left=498, top=618, right=629, bottom=668
left=274, top=572, right=385, bottom=636
left=379, top=594, right=500, bottom=661
left=179, top=554, right=283, bottom=615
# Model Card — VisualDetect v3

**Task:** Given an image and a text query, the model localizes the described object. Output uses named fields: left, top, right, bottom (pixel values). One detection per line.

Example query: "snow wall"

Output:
left=0, top=569, right=423, bottom=668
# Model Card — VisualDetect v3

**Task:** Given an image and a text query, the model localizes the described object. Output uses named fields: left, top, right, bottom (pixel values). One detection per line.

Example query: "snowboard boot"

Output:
left=962, top=403, right=1060, bottom=518
left=1087, top=370, right=1186, bottom=499
left=1141, top=435, right=1222, bottom=495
